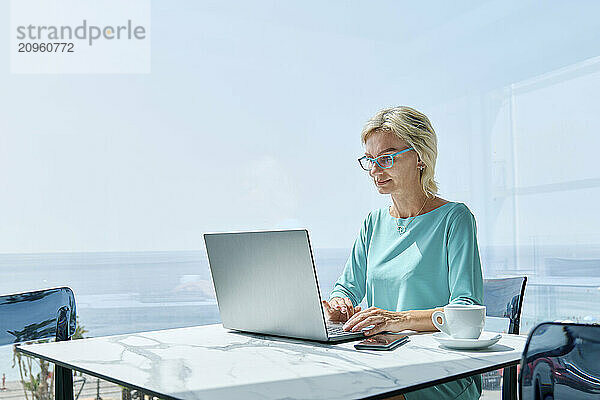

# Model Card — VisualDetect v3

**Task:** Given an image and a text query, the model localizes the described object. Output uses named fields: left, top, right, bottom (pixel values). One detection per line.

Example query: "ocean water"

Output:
left=1, top=248, right=599, bottom=381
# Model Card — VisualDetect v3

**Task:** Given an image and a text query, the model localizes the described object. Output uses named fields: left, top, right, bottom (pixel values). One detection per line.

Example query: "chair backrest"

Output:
left=0, top=287, right=77, bottom=345
left=483, top=277, right=527, bottom=334
left=519, top=322, right=600, bottom=400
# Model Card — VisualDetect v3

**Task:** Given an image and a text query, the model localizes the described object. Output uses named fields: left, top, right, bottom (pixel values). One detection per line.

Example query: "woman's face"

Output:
left=364, top=130, right=422, bottom=195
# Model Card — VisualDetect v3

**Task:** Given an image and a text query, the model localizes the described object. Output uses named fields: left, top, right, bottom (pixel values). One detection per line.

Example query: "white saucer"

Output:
left=432, top=331, right=502, bottom=350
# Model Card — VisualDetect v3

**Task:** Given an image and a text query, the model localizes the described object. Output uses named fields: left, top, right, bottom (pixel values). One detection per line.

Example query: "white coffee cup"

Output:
left=431, top=304, right=486, bottom=339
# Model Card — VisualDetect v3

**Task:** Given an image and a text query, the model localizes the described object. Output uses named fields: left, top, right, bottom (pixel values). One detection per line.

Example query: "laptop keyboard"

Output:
left=327, top=324, right=357, bottom=337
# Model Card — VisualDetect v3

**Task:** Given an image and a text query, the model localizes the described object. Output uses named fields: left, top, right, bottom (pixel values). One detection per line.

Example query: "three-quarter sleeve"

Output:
left=328, top=213, right=372, bottom=306
left=446, top=205, right=484, bottom=306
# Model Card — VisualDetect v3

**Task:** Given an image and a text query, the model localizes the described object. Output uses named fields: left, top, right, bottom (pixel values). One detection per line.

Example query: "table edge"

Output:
left=363, top=359, right=519, bottom=399
left=16, top=345, right=180, bottom=400
left=17, top=342, right=521, bottom=400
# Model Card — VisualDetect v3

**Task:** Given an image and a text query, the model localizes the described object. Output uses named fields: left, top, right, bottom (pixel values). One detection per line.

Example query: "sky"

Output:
left=1, top=0, right=600, bottom=253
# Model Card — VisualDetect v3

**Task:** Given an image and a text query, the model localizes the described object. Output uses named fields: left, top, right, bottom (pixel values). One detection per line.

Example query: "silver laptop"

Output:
left=204, top=229, right=364, bottom=342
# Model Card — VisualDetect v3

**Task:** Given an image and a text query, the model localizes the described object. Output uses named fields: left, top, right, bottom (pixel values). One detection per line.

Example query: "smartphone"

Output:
left=354, top=334, right=409, bottom=351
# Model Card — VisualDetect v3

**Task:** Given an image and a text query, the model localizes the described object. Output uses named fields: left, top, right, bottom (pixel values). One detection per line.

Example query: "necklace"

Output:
left=393, top=197, right=428, bottom=234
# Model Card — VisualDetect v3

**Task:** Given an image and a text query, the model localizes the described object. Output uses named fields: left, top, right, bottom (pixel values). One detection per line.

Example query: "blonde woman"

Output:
left=321, top=106, right=483, bottom=400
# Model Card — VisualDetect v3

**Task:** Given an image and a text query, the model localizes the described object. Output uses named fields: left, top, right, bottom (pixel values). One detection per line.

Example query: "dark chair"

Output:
left=482, top=277, right=527, bottom=400
left=520, top=322, right=600, bottom=400
left=0, top=287, right=77, bottom=400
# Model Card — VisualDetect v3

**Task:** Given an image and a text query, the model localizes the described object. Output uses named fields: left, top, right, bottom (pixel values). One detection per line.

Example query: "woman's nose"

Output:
left=369, top=163, right=383, bottom=176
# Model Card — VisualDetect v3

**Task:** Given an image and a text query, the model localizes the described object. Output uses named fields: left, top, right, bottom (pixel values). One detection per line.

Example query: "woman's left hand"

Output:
left=343, top=307, right=410, bottom=336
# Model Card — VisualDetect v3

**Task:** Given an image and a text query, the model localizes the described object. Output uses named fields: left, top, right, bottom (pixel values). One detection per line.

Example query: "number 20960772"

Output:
left=18, top=42, right=74, bottom=52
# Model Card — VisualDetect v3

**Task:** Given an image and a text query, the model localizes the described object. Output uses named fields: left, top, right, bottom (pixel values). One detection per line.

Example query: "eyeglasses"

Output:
left=358, top=147, right=414, bottom=171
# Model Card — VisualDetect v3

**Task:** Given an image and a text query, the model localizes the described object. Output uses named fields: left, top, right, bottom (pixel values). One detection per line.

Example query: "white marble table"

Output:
left=16, top=324, right=527, bottom=400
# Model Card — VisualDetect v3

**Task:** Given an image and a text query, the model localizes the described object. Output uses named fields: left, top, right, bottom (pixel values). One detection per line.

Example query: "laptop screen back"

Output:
left=204, top=229, right=329, bottom=341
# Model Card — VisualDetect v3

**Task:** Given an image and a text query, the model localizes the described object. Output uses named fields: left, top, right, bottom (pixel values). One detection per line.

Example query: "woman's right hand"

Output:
left=321, top=297, right=361, bottom=323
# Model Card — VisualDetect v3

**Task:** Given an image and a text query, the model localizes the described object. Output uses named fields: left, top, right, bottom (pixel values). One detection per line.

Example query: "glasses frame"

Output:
left=358, top=147, right=414, bottom=171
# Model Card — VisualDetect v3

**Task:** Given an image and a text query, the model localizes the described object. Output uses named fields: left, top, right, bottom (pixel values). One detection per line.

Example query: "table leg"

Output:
left=55, top=365, right=74, bottom=400
left=501, top=366, right=517, bottom=400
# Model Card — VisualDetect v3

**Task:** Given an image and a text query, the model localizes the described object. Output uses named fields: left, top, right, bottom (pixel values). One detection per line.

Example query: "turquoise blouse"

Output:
left=330, top=202, right=484, bottom=400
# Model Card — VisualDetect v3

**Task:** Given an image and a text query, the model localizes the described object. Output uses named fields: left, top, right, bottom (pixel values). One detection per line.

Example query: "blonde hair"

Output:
left=361, top=106, right=438, bottom=197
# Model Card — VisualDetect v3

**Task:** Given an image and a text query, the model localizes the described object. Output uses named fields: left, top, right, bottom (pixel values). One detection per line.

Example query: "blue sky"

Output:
left=1, top=0, right=600, bottom=252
